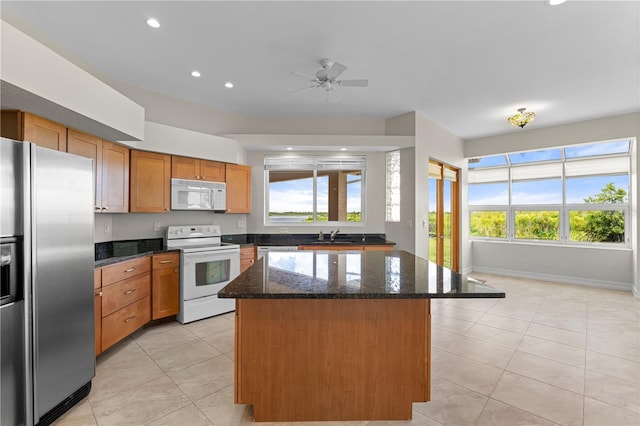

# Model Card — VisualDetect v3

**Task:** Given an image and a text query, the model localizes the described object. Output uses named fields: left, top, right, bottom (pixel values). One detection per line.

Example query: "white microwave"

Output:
left=171, top=178, right=227, bottom=212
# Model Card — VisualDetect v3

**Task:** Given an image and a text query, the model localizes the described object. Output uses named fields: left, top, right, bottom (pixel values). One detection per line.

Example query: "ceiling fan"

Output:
left=292, top=58, right=369, bottom=102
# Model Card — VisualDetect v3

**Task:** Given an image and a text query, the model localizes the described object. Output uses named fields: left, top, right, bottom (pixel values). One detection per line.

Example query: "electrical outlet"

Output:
left=153, top=222, right=161, bottom=232
left=236, top=220, right=245, bottom=229
left=280, top=227, right=288, bottom=233
left=104, top=223, right=110, bottom=234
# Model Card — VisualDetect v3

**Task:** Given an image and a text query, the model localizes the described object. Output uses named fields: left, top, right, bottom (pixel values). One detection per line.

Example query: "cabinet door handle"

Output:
left=95, top=206, right=101, bottom=211
left=98, top=291, right=103, bottom=297
left=125, top=316, right=136, bottom=323
left=159, top=260, right=173, bottom=264
left=124, top=289, right=136, bottom=295
left=174, top=269, right=178, bottom=273
left=124, top=267, right=135, bottom=273
left=102, top=206, right=109, bottom=211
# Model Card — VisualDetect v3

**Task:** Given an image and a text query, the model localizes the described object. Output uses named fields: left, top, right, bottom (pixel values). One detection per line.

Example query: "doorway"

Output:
left=428, top=160, right=460, bottom=271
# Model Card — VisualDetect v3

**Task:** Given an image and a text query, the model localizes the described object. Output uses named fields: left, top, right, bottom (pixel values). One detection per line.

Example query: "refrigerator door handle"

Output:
left=0, top=252, right=11, bottom=266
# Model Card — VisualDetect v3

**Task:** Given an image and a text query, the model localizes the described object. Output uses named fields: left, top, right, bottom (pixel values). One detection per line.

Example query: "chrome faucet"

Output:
left=330, top=228, right=340, bottom=241
left=318, top=230, right=324, bottom=240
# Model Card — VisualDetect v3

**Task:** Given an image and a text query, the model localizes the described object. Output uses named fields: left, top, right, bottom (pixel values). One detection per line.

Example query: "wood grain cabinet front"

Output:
left=171, top=155, right=226, bottom=182
left=1, top=110, right=67, bottom=151
left=130, top=150, right=171, bottom=212
left=225, top=163, right=251, bottom=213
left=240, top=245, right=256, bottom=273
left=151, top=253, right=180, bottom=320
left=99, top=257, right=151, bottom=352
left=67, top=129, right=129, bottom=213
left=94, top=269, right=102, bottom=356
left=101, top=297, right=151, bottom=351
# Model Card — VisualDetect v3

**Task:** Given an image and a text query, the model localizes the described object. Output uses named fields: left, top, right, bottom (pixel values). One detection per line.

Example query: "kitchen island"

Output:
left=218, top=249, right=504, bottom=422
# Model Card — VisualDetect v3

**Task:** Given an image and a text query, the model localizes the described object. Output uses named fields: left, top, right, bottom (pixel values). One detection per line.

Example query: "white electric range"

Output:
left=166, top=225, right=240, bottom=323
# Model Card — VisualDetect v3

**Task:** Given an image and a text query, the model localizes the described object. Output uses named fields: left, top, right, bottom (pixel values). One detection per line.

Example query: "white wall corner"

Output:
left=1, top=19, right=144, bottom=141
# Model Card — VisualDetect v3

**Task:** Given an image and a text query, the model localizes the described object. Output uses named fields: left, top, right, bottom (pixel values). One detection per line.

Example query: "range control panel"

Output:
left=166, top=224, right=222, bottom=239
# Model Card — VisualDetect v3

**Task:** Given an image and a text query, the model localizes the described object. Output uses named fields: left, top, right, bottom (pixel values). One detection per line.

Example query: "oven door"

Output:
left=181, top=249, right=240, bottom=300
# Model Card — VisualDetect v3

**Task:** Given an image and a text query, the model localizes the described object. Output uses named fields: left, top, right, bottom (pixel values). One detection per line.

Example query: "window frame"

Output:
left=468, top=140, right=632, bottom=248
left=264, top=155, right=367, bottom=226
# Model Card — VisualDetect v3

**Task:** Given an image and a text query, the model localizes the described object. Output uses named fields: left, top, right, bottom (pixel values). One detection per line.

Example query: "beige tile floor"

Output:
left=54, top=273, right=640, bottom=426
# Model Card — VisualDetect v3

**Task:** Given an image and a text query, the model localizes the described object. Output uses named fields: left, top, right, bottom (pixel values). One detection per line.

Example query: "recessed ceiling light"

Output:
left=548, top=0, right=567, bottom=5
left=285, top=147, right=293, bottom=151
left=191, top=71, right=201, bottom=78
left=224, top=82, right=234, bottom=89
left=340, top=148, right=347, bottom=151
left=146, top=18, right=160, bottom=28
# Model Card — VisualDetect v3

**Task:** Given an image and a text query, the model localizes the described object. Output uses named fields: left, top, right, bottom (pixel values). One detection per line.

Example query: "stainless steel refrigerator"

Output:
left=1, top=138, right=95, bottom=426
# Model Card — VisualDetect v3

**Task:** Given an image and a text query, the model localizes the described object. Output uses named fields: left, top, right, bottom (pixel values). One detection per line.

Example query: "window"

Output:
left=468, top=140, right=631, bottom=246
left=265, top=155, right=366, bottom=224
left=386, top=151, right=400, bottom=222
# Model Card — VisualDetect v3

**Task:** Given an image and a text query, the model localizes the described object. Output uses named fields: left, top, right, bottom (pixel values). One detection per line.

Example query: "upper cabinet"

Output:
left=68, top=129, right=129, bottom=213
left=130, top=150, right=171, bottom=213
left=1, top=111, right=67, bottom=151
left=102, top=141, right=130, bottom=213
left=226, top=163, right=251, bottom=213
left=171, top=155, right=226, bottom=182
left=67, top=129, right=102, bottom=211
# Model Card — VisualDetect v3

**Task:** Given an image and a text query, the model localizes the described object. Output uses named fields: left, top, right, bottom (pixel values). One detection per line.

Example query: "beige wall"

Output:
left=465, top=112, right=639, bottom=294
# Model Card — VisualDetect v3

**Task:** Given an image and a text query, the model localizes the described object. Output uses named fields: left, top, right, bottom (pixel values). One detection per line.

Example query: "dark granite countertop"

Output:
left=94, top=238, right=178, bottom=268
left=222, top=233, right=394, bottom=246
left=218, top=249, right=505, bottom=299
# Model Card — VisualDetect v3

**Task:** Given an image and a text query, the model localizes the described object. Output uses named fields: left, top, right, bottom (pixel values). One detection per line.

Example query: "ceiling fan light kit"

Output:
left=292, top=58, right=369, bottom=102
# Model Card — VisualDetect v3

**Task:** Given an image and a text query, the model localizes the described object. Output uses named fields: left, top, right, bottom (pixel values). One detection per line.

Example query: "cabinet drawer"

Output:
left=101, top=257, right=150, bottom=285
left=101, top=296, right=150, bottom=351
left=240, top=246, right=255, bottom=259
left=152, top=252, right=180, bottom=269
left=102, top=273, right=150, bottom=317
left=94, top=268, right=102, bottom=290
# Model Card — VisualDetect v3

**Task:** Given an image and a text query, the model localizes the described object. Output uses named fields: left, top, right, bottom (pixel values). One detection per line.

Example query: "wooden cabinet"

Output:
left=67, top=129, right=103, bottom=211
left=67, top=130, right=129, bottom=213
left=94, top=269, right=102, bottom=356
left=226, top=163, right=251, bottom=213
left=130, top=150, right=171, bottom=212
left=171, top=155, right=226, bottom=182
left=363, top=245, right=395, bottom=251
left=240, top=245, right=256, bottom=273
left=151, top=252, right=180, bottom=320
left=102, top=141, right=129, bottom=213
left=100, top=257, right=151, bottom=351
left=1, top=111, right=67, bottom=151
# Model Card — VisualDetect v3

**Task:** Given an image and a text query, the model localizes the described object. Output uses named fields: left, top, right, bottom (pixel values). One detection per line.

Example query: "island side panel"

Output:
left=235, top=298, right=430, bottom=422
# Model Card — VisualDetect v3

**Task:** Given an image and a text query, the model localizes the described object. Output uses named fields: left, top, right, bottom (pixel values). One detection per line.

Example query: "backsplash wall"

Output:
left=94, top=211, right=248, bottom=243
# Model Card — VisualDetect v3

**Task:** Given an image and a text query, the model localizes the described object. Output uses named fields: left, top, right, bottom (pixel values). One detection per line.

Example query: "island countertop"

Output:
left=218, top=249, right=505, bottom=299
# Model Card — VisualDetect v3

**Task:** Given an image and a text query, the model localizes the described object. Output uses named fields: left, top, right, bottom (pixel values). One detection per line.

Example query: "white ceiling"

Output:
left=2, top=1, right=638, bottom=140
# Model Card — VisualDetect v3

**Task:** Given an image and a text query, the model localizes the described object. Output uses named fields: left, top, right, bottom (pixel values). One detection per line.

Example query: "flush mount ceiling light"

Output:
left=548, top=0, right=567, bottom=5
left=285, top=147, right=293, bottom=151
left=224, top=82, right=234, bottom=89
left=508, top=108, right=536, bottom=128
left=190, top=71, right=201, bottom=77
left=340, top=148, right=347, bottom=151
left=146, top=18, right=160, bottom=28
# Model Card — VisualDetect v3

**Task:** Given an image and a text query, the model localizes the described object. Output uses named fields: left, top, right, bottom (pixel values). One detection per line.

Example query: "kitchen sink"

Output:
left=310, top=238, right=358, bottom=244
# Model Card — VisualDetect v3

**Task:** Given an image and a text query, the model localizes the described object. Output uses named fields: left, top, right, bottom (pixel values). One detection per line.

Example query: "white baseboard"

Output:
left=471, top=265, right=633, bottom=293
left=633, top=285, right=640, bottom=299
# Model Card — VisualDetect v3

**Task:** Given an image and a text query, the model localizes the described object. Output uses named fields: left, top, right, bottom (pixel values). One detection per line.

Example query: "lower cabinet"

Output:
left=151, top=253, right=180, bottom=320
left=94, top=252, right=181, bottom=355
left=240, top=245, right=256, bottom=272
left=101, top=297, right=151, bottom=351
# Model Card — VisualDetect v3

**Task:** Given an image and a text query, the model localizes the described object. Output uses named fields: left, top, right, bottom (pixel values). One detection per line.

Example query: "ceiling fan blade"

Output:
left=339, top=79, right=369, bottom=87
left=291, top=71, right=316, bottom=81
left=292, top=85, right=318, bottom=93
left=326, top=62, right=347, bottom=79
